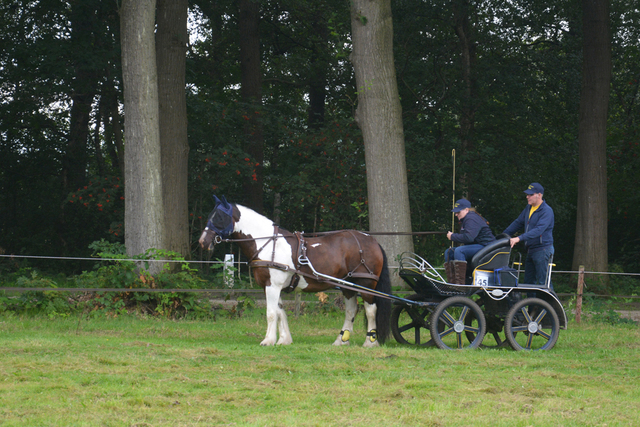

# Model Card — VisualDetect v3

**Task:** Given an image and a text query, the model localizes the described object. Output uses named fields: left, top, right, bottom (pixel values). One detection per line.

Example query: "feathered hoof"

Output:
left=362, top=339, right=380, bottom=348
left=362, top=329, right=379, bottom=348
left=333, top=329, right=352, bottom=346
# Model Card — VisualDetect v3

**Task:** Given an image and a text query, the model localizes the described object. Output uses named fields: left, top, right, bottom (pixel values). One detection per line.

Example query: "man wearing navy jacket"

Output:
left=503, top=183, right=555, bottom=289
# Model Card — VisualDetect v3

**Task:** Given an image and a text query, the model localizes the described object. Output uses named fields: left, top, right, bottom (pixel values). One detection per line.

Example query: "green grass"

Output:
left=0, top=310, right=638, bottom=426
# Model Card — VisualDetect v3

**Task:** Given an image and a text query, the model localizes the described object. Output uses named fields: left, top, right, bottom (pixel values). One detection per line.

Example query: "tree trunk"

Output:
left=350, top=0, right=414, bottom=286
left=157, top=0, right=190, bottom=260
left=121, top=0, right=166, bottom=273
left=64, top=0, right=100, bottom=192
left=239, top=0, right=264, bottom=213
left=572, top=0, right=611, bottom=291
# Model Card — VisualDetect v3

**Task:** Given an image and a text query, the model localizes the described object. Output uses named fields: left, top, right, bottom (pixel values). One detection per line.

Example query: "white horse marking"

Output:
left=362, top=301, right=380, bottom=348
left=333, top=295, right=358, bottom=346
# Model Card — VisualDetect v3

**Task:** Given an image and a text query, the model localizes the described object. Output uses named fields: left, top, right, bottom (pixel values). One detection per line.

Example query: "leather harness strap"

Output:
left=250, top=260, right=379, bottom=282
left=248, top=227, right=380, bottom=293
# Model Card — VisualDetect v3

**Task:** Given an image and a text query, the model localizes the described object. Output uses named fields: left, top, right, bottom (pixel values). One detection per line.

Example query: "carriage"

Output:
left=392, top=236, right=568, bottom=351
left=200, top=196, right=567, bottom=351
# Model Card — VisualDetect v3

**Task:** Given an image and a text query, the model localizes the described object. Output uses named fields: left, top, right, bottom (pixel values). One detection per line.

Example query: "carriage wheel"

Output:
left=505, top=298, right=560, bottom=351
left=390, top=294, right=437, bottom=346
left=465, top=314, right=510, bottom=349
left=464, top=297, right=511, bottom=349
left=430, top=296, right=486, bottom=350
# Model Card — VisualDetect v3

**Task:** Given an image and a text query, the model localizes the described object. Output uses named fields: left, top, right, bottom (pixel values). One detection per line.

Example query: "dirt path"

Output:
left=616, top=311, right=640, bottom=322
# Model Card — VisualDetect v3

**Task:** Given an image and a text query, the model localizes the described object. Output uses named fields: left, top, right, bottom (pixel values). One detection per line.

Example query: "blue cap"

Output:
left=452, top=199, right=471, bottom=212
left=524, top=183, right=544, bottom=195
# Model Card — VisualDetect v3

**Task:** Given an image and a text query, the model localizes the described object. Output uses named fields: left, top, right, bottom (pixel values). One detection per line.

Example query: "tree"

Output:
left=120, top=0, right=166, bottom=272
left=572, top=0, right=611, bottom=290
left=452, top=0, right=478, bottom=196
left=350, top=0, right=414, bottom=279
left=157, top=0, right=190, bottom=259
left=64, top=0, right=99, bottom=192
left=239, top=0, right=264, bottom=212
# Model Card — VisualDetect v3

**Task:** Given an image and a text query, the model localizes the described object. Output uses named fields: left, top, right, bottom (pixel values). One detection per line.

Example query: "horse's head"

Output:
left=199, top=195, right=235, bottom=250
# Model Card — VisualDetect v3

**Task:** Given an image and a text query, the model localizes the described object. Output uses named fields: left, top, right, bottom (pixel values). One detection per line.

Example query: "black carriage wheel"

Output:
left=390, top=294, right=437, bottom=347
left=505, top=298, right=560, bottom=351
left=465, top=315, right=510, bottom=349
left=430, top=296, right=486, bottom=350
left=464, top=298, right=511, bottom=349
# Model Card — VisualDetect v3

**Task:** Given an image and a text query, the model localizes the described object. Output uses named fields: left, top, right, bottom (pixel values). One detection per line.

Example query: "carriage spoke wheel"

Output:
left=390, top=294, right=437, bottom=346
left=505, top=298, right=560, bottom=351
left=465, top=298, right=510, bottom=349
left=465, top=315, right=510, bottom=349
left=430, top=296, right=486, bottom=350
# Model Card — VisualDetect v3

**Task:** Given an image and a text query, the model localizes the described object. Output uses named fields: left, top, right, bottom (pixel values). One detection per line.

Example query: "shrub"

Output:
left=0, top=268, right=74, bottom=318
left=76, top=242, right=214, bottom=319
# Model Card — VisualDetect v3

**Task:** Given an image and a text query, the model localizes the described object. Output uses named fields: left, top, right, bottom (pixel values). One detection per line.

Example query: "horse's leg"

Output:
left=362, top=301, right=380, bottom=348
left=275, top=294, right=293, bottom=345
left=261, top=285, right=282, bottom=346
left=332, top=294, right=358, bottom=346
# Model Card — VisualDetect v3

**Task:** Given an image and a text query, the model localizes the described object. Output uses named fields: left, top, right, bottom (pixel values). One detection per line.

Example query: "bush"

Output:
left=608, top=264, right=640, bottom=295
left=76, top=241, right=214, bottom=319
left=0, top=268, right=74, bottom=318
left=0, top=241, right=217, bottom=319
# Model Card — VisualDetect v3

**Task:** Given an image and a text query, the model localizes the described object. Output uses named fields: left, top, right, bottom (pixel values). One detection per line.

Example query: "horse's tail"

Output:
left=375, top=245, right=392, bottom=345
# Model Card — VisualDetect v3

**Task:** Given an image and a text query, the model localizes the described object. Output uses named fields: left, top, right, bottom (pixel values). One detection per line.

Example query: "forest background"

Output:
left=1, top=0, right=639, bottom=295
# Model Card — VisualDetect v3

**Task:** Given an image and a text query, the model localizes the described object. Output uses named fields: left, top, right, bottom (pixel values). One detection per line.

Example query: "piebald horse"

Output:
left=199, top=196, right=392, bottom=347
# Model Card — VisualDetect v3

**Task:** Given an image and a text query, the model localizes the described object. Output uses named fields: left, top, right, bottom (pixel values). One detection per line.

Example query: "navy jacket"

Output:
left=503, top=201, right=554, bottom=252
left=451, top=211, right=495, bottom=246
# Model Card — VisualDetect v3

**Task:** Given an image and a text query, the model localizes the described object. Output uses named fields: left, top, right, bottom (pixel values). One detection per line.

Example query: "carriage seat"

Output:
left=466, top=235, right=512, bottom=281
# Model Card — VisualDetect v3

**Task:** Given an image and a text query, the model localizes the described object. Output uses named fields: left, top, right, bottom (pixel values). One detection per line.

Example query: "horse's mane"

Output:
left=233, top=204, right=276, bottom=236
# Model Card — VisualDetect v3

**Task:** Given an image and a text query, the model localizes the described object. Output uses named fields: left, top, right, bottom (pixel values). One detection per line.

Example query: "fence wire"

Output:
left=1, top=254, right=639, bottom=298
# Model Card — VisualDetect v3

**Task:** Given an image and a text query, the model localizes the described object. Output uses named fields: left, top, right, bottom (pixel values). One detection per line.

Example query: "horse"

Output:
left=199, top=195, right=392, bottom=347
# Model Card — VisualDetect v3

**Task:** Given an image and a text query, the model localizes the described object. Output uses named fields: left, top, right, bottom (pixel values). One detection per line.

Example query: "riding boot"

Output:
left=453, top=261, right=468, bottom=285
left=444, top=261, right=455, bottom=283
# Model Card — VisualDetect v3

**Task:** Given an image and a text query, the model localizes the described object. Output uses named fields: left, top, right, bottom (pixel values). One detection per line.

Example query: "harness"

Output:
left=249, top=227, right=380, bottom=293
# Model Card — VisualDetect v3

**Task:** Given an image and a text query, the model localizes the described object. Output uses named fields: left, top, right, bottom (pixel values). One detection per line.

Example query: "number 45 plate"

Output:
left=473, top=270, right=493, bottom=287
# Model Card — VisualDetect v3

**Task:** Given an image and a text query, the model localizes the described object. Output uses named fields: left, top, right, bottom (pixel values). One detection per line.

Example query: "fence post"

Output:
left=223, top=254, right=235, bottom=288
left=576, top=265, right=585, bottom=324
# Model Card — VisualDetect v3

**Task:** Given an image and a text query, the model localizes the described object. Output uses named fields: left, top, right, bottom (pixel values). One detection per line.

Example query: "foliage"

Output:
left=607, top=264, right=640, bottom=295
left=265, top=118, right=368, bottom=232
left=0, top=268, right=73, bottom=318
left=76, top=242, right=214, bottom=319
left=580, top=294, right=638, bottom=326
left=66, top=176, right=125, bottom=241
left=223, top=293, right=257, bottom=318
left=2, top=0, right=640, bottom=287
left=0, top=241, right=218, bottom=320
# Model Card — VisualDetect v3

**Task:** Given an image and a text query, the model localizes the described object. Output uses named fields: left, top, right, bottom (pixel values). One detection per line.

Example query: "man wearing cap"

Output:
left=444, top=199, right=496, bottom=284
left=503, top=183, right=555, bottom=289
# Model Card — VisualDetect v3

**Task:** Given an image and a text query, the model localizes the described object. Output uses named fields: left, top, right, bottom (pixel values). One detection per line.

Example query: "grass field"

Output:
left=1, top=308, right=638, bottom=426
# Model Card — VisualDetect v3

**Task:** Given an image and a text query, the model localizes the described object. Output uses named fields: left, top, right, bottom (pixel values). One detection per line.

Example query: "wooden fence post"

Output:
left=576, top=265, right=585, bottom=324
